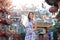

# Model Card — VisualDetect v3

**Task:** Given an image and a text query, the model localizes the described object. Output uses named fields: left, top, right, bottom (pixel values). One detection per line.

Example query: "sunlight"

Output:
left=11, top=0, right=45, bottom=9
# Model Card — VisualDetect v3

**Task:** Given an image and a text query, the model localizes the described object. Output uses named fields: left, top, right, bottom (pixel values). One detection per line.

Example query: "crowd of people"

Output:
left=13, top=12, right=51, bottom=40
left=11, top=12, right=37, bottom=40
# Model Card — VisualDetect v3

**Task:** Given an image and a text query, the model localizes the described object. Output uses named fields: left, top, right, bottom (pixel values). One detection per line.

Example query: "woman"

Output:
left=25, top=12, right=37, bottom=40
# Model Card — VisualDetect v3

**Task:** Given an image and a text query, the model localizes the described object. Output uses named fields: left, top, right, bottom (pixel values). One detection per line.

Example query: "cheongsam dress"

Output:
left=25, top=20, right=36, bottom=40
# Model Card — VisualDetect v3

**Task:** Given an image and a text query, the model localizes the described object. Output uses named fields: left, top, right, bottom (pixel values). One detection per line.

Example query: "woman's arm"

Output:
left=33, top=21, right=37, bottom=31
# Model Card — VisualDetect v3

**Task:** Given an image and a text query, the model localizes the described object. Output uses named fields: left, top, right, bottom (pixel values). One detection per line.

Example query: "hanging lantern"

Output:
left=49, top=6, right=58, bottom=12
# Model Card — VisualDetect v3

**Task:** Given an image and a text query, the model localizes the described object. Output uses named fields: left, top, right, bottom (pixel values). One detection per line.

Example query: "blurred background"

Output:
left=0, top=0, right=60, bottom=40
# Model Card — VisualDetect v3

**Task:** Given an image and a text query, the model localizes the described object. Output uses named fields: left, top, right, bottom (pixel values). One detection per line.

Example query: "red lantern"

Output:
left=49, top=6, right=58, bottom=14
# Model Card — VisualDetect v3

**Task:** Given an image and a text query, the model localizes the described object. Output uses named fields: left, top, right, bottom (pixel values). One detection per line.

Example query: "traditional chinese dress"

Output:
left=25, top=20, right=36, bottom=40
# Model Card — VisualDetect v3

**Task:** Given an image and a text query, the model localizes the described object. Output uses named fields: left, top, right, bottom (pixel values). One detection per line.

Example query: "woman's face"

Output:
left=29, top=13, right=34, bottom=19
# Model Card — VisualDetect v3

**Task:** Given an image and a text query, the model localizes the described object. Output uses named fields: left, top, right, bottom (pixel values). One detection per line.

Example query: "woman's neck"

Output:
left=30, top=19, right=33, bottom=21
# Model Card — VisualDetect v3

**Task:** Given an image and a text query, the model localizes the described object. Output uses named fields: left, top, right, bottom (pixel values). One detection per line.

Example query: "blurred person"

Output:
left=18, top=16, right=25, bottom=40
left=39, top=34, right=45, bottom=40
left=45, top=33, right=49, bottom=40
left=25, top=12, right=37, bottom=40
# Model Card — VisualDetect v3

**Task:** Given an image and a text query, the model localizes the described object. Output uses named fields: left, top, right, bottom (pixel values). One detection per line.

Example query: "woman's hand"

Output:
left=33, top=28, right=36, bottom=31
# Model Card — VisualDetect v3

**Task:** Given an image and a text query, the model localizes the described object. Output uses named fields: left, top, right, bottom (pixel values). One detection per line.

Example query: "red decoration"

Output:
left=0, top=7, right=6, bottom=12
left=5, top=19, right=11, bottom=25
left=2, top=31, right=6, bottom=35
left=0, top=19, right=2, bottom=23
left=49, top=6, right=58, bottom=13
left=0, top=18, right=5, bottom=23
left=0, top=7, right=10, bottom=15
left=0, top=18, right=11, bottom=25
left=0, top=0, right=5, bottom=2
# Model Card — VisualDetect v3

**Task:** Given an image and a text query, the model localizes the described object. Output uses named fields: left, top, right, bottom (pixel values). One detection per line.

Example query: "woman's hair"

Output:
left=28, top=12, right=34, bottom=21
